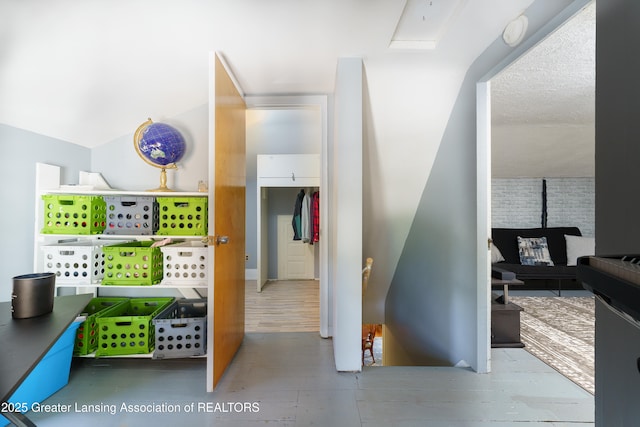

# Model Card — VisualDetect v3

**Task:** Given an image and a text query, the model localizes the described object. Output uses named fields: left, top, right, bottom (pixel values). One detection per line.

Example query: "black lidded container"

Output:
left=11, top=273, right=55, bottom=319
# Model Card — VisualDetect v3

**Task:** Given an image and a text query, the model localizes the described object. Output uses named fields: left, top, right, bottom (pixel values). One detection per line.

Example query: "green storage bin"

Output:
left=74, top=297, right=129, bottom=355
left=42, top=194, right=107, bottom=235
left=102, top=241, right=163, bottom=286
left=156, top=197, right=207, bottom=236
left=96, top=297, right=174, bottom=356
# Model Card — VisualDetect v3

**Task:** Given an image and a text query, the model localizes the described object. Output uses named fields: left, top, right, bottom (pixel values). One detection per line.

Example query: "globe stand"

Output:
left=148, top=165, right=177, bottom=192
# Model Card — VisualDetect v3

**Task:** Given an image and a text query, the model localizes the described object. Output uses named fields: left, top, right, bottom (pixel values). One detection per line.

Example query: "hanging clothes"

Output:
left=301, top=192, right=311, bottom=243
left=311, top=191, right=320, bottom=243
left=292, top=189, right=305, bottom=240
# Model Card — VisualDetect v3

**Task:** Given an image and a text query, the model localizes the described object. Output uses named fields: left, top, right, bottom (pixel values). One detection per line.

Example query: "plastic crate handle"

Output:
left=58, top=199, right=76, bottom=205
left=101, top=301, right=118, bottom=307
left=177, top=251, right=193, bottom=257
left=121, top=201, right=138, bottom=207
left=59, top=250, right=75, bottom=256
left=171, top=323, right=188, bottom=328
left=119, top=251, right=137, bottom=257
left=115, top=321, right=132, bottom=326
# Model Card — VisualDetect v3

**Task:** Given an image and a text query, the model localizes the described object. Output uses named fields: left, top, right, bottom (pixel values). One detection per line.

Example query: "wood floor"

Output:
left=245, top=279, right=319, bottom=332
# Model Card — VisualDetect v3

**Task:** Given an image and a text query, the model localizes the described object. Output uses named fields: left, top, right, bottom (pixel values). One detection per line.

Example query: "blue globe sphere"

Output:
left=138, top=122, right=186, bottom=167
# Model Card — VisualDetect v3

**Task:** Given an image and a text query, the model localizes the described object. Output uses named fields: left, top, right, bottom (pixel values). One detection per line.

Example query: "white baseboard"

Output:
left=245, top=269, right=257, bottom=280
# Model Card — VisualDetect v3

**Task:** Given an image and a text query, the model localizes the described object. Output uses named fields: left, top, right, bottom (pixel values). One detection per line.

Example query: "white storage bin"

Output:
left=42, top=239, right=131, bottom=284
left=160, top=241, right=208, bottom=286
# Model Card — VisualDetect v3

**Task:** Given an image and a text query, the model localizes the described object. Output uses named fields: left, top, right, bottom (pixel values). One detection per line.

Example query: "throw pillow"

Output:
left=565, top=234, right=595, bottom=266
left=517, top=236, right=554, bottom=266
left=491, top=242, right=505, bottom=264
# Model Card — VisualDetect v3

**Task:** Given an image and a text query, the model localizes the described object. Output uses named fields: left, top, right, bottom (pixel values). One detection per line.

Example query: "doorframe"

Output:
left=475, top=0, right=593, bottom=373
left=245, top=95, right=331, bottom=338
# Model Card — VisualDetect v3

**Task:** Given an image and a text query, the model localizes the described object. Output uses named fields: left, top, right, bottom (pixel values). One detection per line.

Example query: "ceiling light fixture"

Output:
left=502, top=15, right=528, bottom=47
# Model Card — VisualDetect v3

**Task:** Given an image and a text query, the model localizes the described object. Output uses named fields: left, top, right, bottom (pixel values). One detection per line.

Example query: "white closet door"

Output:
left=277, top=215, right=314, bottom=280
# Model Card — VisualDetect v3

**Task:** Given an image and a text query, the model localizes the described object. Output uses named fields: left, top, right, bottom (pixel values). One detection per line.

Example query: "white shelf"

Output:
left=38, top=234, right=204, bottom=241
left=76, top=352, right=206, bottom=359
left=43, top=188, right=206, bottom=197
left=55, top=283, right=208, bottom=289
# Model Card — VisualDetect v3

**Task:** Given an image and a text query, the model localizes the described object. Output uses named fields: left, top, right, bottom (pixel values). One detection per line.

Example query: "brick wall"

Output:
left=492, top=178, right=594, bottom=237
left=492, top=178, right=542, bottom=229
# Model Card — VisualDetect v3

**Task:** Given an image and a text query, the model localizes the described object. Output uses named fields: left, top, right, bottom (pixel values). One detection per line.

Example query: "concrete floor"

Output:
left=18, top=331, right=594, bottom=427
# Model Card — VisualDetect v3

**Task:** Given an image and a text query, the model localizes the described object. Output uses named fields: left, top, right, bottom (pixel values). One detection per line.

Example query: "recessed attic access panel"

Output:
left=390, top=0, right=467, bottom=50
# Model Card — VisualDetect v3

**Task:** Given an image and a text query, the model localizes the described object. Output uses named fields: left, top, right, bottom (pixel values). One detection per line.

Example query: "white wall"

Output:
left=360, top=1, right=538, bottom=324
left=91, top=105, right=209, bottom=193
left=384, top=0, right=578, bottom=370
left=361, top=59, right=465, bottom=323
left=0, top=126, right=90, bottom=302
left=331, top=58, right=363, bottom=371
left=492, top=124, right=594, bottom=178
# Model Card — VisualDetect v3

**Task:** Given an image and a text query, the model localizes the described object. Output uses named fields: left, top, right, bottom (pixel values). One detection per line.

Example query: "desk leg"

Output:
left=503, top=284, right=509, bottom=305
left=1, top=409, right=38, bottom=427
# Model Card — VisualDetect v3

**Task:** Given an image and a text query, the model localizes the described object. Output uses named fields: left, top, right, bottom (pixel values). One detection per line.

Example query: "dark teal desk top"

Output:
left=0, top=294, right=92, bottom=403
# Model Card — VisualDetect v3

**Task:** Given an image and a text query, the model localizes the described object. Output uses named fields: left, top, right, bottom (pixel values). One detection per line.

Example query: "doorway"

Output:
left=245, top=96, right=329, bottom=336
left=476, top=1, right=595, bottom=373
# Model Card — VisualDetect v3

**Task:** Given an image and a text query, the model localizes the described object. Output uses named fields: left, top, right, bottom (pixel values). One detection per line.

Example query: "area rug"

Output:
left=509, top=296, right=595, bottom=394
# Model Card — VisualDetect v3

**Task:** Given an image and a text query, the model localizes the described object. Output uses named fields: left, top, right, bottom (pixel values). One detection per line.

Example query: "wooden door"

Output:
left=207, top=53, right=246, bottom=391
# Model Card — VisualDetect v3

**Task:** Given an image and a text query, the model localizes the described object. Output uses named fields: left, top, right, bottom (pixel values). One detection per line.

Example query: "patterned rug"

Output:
left=510, top=296, right=595, bottom=394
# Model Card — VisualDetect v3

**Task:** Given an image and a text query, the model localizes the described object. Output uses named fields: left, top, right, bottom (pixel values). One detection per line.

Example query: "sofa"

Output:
left=491, top=227, right=593, bottom=292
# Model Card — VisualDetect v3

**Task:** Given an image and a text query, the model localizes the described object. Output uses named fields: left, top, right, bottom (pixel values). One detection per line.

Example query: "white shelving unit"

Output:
left=34, top=163, right=208, bottom=298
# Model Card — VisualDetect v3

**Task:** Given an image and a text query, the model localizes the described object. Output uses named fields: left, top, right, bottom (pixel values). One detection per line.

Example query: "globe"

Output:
left=134, top=118, right=187, bottom=191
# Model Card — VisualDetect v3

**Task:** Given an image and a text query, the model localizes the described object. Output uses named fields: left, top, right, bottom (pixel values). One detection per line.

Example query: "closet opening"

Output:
left=276, top=189, right=319, bottom=281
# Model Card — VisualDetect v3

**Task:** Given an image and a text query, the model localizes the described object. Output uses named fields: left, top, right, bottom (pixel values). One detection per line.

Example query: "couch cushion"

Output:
left=492, top=227, right=582, bottom=266
left=517, top=236, right=554, bottom=266
left=491, top=242, right=505, bottom=263
left=495, top=263, right=577, bottom=280
left=565, top=235, right=595, bottom=266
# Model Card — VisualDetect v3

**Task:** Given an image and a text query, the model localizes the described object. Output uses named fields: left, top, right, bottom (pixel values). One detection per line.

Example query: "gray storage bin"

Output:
left=104, top=196, right=158, bottom=235
left=152, top=298, right=207, bottom=359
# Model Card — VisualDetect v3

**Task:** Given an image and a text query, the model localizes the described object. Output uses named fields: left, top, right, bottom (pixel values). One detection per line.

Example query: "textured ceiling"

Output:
left=491, top=2, right=595, bottom=178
